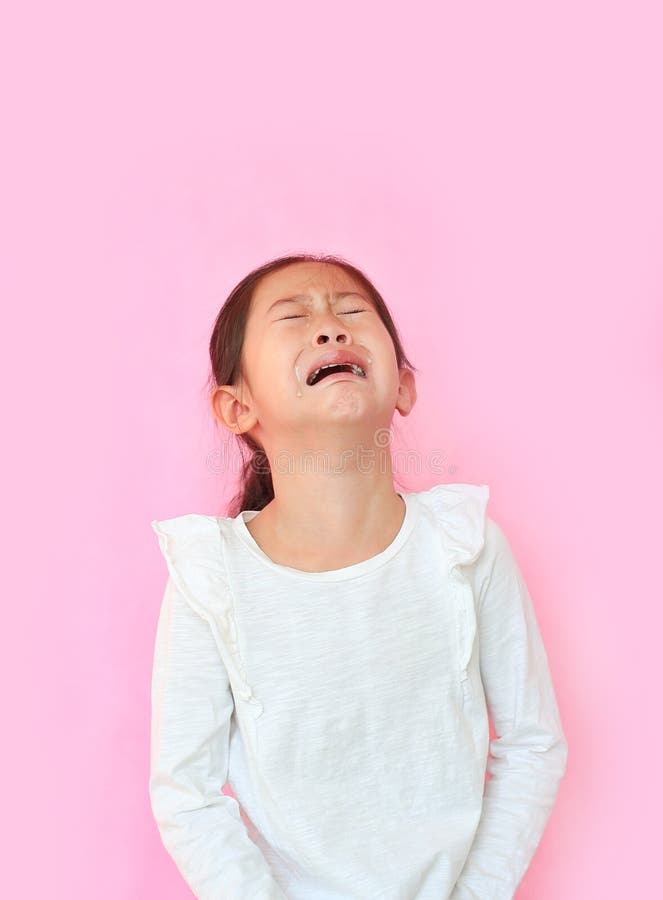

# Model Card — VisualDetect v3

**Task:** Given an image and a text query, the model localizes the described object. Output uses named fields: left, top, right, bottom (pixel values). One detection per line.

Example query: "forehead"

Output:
left=251, top=262, right=365, bottom=312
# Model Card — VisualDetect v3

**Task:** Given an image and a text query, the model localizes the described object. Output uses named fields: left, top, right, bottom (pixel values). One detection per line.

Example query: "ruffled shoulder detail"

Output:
left=151, top=515, right=264, bottom=718
left=423, top=483, right=490, bottom=704
left=426, top=482, right=490, bottom=571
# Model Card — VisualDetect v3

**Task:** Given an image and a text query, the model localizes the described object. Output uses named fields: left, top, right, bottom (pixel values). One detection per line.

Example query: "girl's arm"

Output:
left=149, top=576, right=288, bottom=900
left=450, top=518, right=569, bottom=900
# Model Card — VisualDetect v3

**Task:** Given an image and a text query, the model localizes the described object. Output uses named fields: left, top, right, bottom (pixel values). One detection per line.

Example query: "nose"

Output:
left=311, top=312, right=353, bottom=346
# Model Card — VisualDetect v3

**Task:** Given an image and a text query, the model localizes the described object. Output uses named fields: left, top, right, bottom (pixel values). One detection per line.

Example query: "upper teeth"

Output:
left=308, top=362, right=366, bottom=384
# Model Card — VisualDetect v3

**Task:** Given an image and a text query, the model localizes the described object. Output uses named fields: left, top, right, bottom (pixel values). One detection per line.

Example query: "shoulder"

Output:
left=415, top=481, right=491, bottom=570
left=150, top=513, right=233, bottom=619
left=151, top=512, right=229, bottom=543
left=414, top=482, right=517, bottom=589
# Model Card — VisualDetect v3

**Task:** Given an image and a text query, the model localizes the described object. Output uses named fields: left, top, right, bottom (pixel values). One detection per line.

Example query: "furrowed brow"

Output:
left=266, top=291, right=364, bottom=316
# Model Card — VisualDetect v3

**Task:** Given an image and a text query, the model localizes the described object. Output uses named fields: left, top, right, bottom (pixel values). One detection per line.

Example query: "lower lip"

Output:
left=309, top=371, right=368, bottom=388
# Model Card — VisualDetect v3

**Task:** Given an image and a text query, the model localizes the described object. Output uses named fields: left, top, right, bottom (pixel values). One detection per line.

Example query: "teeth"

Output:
left=308, top=362, right=367, bottom=385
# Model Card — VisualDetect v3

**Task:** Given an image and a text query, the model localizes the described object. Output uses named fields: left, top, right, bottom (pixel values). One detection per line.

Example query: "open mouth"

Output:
left=306, top=363, right=367, bottom=387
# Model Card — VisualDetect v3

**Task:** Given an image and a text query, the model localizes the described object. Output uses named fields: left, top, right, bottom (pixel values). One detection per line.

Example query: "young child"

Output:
left=149, top=253, right=568, bottom=900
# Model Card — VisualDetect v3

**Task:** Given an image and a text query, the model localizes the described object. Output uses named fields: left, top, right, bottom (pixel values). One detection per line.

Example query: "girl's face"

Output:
left=220, top=261, right=415, bottom=448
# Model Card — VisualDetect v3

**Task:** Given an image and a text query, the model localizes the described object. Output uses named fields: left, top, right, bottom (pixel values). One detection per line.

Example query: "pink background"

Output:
left=3, top=1, right=661, bottom=897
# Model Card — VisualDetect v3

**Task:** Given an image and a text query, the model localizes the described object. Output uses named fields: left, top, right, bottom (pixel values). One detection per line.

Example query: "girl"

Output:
left=149, top=253, right=568, bottom=900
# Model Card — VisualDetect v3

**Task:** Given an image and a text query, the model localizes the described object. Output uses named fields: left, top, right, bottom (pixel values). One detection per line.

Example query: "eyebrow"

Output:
left=266, top=291, right=365, bottom=316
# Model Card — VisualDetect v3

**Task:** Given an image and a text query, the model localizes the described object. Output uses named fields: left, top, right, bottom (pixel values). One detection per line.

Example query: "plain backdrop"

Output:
left=2, top=1, right=661, bottom=897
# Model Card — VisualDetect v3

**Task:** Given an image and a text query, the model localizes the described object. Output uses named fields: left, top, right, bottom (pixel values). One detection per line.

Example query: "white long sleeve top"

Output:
left=149, top=482, right=568, bottom=899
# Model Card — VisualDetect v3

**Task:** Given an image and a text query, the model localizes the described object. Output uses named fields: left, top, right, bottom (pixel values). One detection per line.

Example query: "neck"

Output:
left=246, top=443, right=405, bottom=570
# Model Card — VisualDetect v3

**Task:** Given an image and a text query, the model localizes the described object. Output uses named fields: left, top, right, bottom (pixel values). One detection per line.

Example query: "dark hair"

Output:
left=207, top=252, right=417, bottom=517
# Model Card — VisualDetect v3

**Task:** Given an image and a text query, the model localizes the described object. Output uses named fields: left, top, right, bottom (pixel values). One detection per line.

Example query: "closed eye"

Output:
left=278, top=309, right=367, bottom=321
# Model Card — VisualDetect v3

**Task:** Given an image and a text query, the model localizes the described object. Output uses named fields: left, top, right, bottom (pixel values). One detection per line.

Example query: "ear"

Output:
left=210, top=383, right=259, bottom=435
left=395, top=368, right=417, bottom=417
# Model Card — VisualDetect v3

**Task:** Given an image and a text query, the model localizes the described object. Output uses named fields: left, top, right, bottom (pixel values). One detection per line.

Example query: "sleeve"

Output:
left=149, top=575, right=288, bottom=900
left=450, top=518, right=569, bottom=900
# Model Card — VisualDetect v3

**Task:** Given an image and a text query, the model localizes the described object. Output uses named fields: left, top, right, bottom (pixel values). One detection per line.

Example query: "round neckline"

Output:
left=231, top=491, right=419, bottom=581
